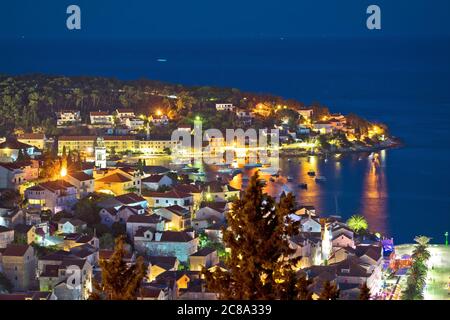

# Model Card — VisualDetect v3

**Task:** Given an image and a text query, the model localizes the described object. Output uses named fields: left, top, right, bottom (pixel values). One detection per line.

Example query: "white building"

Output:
left=56, top=110, right=81, bottom=127
left=90, top=111, right=114, bottom=125
left=298, top=108, right=314, bottom=120
left=25, top=180, right=78, bottom=213
left=125, top=117, right=145, bottom=130
left=215, top=103, right=235, bottom=111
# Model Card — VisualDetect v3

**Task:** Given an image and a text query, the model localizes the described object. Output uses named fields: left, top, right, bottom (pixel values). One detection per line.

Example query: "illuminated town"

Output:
left=0, top=83, right=447, bottom=301
left=0, top=1, right=449, bottom=303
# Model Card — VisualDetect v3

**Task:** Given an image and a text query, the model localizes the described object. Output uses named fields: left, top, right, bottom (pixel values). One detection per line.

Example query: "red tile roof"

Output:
left=90, top=111, right=111, bottom=116
left=68, top=171, right=93, bottom=182
left=96, top=172, right=131, bottom=183
left=115, top=193, right=146, bottom=204
left=18, top=133, right=45, bottom=140
left=2, top=244, right=30, bottom=257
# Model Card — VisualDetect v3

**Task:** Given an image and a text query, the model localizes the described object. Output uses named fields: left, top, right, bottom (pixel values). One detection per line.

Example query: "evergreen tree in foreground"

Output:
left=202, top=172, right=307, bottom=299
left=90, top=236, right=146, bottom=300
left=359, top=282, right=371, bottom=300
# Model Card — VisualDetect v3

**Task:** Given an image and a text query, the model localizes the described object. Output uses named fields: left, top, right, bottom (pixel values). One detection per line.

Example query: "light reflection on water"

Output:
left=141, top=151, right=390, bottom=236
left=229, top=152, right=388, bottom=236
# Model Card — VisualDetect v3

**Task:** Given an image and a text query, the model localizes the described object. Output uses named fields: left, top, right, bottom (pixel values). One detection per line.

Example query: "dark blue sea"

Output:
left=1, top=37, right=450, bottom=244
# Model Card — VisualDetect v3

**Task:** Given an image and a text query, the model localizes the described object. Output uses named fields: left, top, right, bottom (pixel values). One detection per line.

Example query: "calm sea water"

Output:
left=1, top=37, right=450, bottom=244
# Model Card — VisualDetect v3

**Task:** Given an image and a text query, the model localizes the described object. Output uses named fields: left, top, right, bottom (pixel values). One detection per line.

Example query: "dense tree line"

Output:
left=0, top=74, right=313, bottom=137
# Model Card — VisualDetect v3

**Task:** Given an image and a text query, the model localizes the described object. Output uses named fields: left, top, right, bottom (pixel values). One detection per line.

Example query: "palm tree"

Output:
left=412, top=236, right=431, bottom=262
left=346, top=215, right=368, bottom=233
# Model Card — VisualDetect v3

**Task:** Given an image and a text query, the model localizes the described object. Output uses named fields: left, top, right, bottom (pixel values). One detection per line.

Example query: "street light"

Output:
left=445, top=231, right=448, bottom=246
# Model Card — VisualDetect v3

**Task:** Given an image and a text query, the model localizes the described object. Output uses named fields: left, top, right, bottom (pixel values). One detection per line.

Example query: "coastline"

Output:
left=280, top=137, right=403, bottom=157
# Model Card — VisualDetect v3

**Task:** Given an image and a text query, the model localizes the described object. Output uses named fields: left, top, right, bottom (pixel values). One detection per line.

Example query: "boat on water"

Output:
left=287, top=176, right=293, bottom=181
left=259, top=167, right=280, bottom=176
left=182, top=166, right=199, bottom=173
left=315, top=176, right=327, bottom=182
left=298, top=183, right=308, bottom=189
left=215, top=162, right=230, bottom=167
left=157, top=58, right=167, bottom=62
left=307, top=170, right=316, bottom=177
left=244, top=163, right=263, bottom=168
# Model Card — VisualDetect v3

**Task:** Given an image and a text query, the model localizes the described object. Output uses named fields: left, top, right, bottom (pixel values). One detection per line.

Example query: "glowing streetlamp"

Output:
left=60, top=167, right=67, bottom=178
left=156, top=109, right=162, bottom=116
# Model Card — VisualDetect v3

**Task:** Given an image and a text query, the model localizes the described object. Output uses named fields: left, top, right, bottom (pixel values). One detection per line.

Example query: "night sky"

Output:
left=1, top=0, right=449, bottom=39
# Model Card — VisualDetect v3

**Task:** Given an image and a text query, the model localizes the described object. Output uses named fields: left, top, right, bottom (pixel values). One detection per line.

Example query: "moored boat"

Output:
left=307, top=170, right=316, bottom=177
left=244, top=163, right=263, bottom=168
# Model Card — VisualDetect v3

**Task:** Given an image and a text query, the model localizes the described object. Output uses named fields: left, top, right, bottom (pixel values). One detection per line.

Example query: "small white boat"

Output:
left=157, top=58, right=167, bottom=62
left=315, top=176, right=327, bottom=182
left=287, top=176, right=293, bottom=181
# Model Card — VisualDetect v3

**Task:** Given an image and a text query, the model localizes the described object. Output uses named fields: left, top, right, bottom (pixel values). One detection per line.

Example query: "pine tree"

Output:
left=359, top=282, right=371, bottom=300
left=202, top=172, right=302, bottom=299
left=319, top=280, right=340, bottom=300
left=89, top=236, right=146, bottom=300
